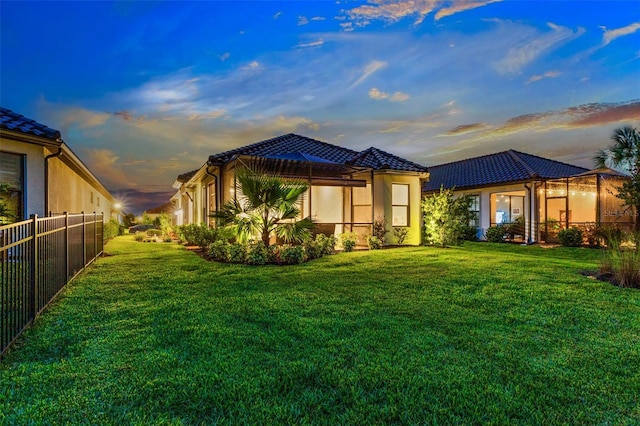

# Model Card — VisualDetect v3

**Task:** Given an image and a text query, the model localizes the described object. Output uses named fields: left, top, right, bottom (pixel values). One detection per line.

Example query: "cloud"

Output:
left=602, top=22, right=640, bottom=46
left=82, top=148, right=132, bottom=189
left=273, top=11, right=281, bottom=19
left=311, top=16, right=326, bottom=21
left=435, top=0, right=502, bottom=20
left=298, top=15, right=309, bottom=26
left=441, top=122, right=491, bottom=136
left=219, top=52, right=230, bottom=62
left=113, top=110, right=133, bottom=121
left=295, top=39, right=324, bottom=49
left=370, top=87, right=410, bottom=102
left=493, top=21, right=584, bottom=74
left=341, top=0, right=501, bottom=28
left=241, top=60, right=262, bottom=71
left=527, top=70, right=562, bottom=83
left=351, top=60, right=387, bottom=87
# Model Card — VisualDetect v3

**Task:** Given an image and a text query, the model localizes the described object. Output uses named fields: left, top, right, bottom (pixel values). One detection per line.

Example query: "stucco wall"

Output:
left=47, top=154, right=113, bottom=217
left=373, top=172, right=423, bottom=245
left=1, top=138, right=46, bottom=218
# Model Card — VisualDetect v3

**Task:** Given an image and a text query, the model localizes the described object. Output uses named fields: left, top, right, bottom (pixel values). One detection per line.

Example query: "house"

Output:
left=423, top=149, right=633, bottom=243
left=172, top=133, right=429, bottom=245
left=0, top=107, right=116, bottom=223
left=144, top=201, right=177, bottom=226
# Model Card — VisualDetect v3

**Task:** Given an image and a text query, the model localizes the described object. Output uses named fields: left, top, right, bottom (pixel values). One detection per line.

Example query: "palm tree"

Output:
left=212, top=166, right=314, bottom=246
left=594, top=125, right=640, bottom=231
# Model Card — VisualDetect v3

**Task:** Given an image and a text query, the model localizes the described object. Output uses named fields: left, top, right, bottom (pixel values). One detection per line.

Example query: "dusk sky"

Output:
left=2, top=1, right=639, bottom=213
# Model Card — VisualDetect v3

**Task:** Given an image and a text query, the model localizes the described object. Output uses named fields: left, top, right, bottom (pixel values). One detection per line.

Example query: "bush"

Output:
left=317, top=234, right=337, bottom=256
left=372, top=215, right=388, bottom=243
left=178, top=224, right=229, bottom=250
left=103, top=218, right=123, bottom=242
left=280, top=245, right=306, bottom=265
left=596, top=224, right=624, bottom=249
left=367, top=235, right=382, bottom=250
left=146, top=229, right=163, bottom=237
left=303, top=238, right=323, bottom=260
left=422, top=187, right=475, bottom=247
left=228, top=243, right=248, bottom=263
left=393, top=227, right=409, bottom=245
left=247, top=241, right=268, bottom=265
left=486, top=226, right=507, bottom=243
left=340, top=232, right=358, bottom=252
left=134, top=231, right=145, bottom=242
left=460, top=225, right=478, bottom=242
left=208, top=240, right=230, bottom=262
left=558, top=227, right=583, bottom=247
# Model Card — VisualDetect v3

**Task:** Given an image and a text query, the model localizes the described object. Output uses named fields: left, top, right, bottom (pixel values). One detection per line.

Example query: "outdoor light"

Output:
left=114, top=202, right=122, bottom=210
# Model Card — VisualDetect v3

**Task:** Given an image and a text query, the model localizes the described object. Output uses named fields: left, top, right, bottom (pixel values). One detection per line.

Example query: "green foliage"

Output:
left=558, top=227, right=583, bottom=247
left=208, top=240, right=230, bottom=262
left=594, top=125, right=640, bottom=231
left=141, top=212, right=154, bottom=225
left=372, top=215, right=388, bottom=242
left=486, top=225, right=507, bottom=243
left=0, top=183, right=19, bottom=224
left=279, top=245, right=306, bottom=264
left=146, top=229, right=163, bottom=237
left=134, top=231, right=145, bottom=242
left=212, top=166, right=313, bottom=246
left=103, top=219, right=123, bottom=242
left=340, top=232, right=358, bottom=252
left=3, top=237, right=639, bottom=425
left=154, top=213, right=173, bottom=237
left=596, top=224, right=625, bottom=248
left=367, top=235, right=382, bottom=250
left=247, top=240, right=269, bottom=265
left=228, top=243, right=248, bottom=263
left=422, top=186, right=475, bottom=247
left=316, top=233, right=337, bottom=256
left=303, top=238, right=323, bottom=260
left=393, top=227, right=409, bottom=245
left=178, top=224, right=228, bottom=250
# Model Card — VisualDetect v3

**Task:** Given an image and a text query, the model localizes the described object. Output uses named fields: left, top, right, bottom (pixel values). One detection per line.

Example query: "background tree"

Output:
left=213, top=166, right=313, bottom=246
left=594, top=125, right=640, bottom=231
left=422, top=186, right=475, bottom=247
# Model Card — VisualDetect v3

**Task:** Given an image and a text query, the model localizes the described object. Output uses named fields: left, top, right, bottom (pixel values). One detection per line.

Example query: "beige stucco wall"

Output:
left=373, top=172, right=424, bottom=245
left=47, top=154, right=113, bottom=218
left=1, top=138, right=47, bottom=218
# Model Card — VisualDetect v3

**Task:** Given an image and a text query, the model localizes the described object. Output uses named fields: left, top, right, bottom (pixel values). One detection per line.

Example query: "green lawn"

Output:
left=1, top=236, right=639, bottom=425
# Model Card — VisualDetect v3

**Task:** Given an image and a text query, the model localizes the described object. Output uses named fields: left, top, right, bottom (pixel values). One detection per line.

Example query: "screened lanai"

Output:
left=537, top=168, right=633, bottom=242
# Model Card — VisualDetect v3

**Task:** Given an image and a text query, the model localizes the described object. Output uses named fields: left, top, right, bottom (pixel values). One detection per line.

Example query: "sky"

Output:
left=2, top=0, right=639, bottom=214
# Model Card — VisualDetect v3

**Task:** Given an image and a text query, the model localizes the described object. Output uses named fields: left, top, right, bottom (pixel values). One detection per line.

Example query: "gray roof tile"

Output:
left=0, top=107, right=61, bottom=140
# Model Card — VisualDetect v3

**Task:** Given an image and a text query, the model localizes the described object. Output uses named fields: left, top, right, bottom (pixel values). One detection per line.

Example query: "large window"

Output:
left=392, top=183, right=409, bottom=226
left=208, top=182, right=216, bottom=226
left=352, top=184, right=371, bottom=223
left=0, top=151, right=24, bottom=224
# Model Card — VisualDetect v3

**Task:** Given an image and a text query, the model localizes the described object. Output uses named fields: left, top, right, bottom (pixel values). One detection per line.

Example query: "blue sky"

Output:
left=2, top=1, right=639, bottom=212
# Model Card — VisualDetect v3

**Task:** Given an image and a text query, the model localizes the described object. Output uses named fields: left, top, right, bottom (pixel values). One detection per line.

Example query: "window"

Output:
left=0, top=151, right=24, bottom=224
left=90, top=191, right=94, bottom=204
left=207, top=182, right=216, bottom=225
left=97, top=196, right=100, bottom=207
left=392, top=183, right=409, bottom=226
left=468, top=194, right=480, bottom=228
left=352, top=184, right=372, bottom=223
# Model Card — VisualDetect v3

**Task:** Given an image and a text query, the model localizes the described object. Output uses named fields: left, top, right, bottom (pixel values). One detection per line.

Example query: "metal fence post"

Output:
left=29, top=214, right=38, bottom=322
left=64, top=212, right=69, bottom=281
left=93, top=212, right=97, bottom=262
left=82, top=211, right=86, bottom=267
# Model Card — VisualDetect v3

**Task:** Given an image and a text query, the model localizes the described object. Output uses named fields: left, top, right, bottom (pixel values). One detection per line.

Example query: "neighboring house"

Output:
left=172, top=133, right=429, bottom=245
left=0, top=107, right=116, bottom=223
left=144, top=201, right=176, bottom=226
left=423, top=150, right=632, bottom=243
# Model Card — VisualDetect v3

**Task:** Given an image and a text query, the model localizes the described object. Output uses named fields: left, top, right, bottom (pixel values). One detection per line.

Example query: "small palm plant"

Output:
left=212, top=166, right=313, bottom=246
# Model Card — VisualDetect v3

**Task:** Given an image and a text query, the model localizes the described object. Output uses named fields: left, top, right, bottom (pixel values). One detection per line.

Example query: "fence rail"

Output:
left=1, top=213, right=103, bottom=357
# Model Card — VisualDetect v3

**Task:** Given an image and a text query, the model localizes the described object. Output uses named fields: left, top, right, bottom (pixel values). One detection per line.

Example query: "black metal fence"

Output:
left=0, top=213, right=104, bottom=356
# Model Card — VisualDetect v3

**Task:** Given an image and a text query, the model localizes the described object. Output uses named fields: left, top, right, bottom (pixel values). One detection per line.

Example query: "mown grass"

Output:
left=1, top=236, right=639, bottom=425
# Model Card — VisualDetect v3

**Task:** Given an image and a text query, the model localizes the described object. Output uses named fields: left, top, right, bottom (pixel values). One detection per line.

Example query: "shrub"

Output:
left=372, top=215, right=388, bottom=243
left=163, top=236, right=173, bottom=243
left=582, top=223, right=601, bottom=248
left=485, top=226, right=507, bottom=243
left=460, top=225, right=478, bottom=242
left=393, top=227, right=409, bottom=245
left=178, top=224, right=228, bottom=250
left=558, top=227, right=583, bottom=247
left=134, top=231, right=145, bottom=242
left=422, top=187, right=475, bottom=247
left=208, top=240, right=230, bottom=262
left=617, top=250, right=640, bottom=288
left=340, top=232, right=358, bottom=252
left=303, top=238, right=323, bottom=260
left=280, top=245, right=306, bottom=265
left=317, top=234, right=337, bottom=255
left=596, top=224, right=624, bottom=249
left=247, top=241, right=268, bottom=265
left=228, top=243, right=248, bottom=264
left=147, top=229, right=163, bottom=237
left=103, top=218, right=123, bottom=242
left=367, top=235, right=382, bottom=250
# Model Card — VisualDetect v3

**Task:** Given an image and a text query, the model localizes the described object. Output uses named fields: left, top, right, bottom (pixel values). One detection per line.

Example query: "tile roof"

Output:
left=348, top=147, right=428, bottom=172
left=207, top=133, right=428, bottom=172
left=423, top=150, right=589, bottom=192
left=0, top=106, right=61, bottom=140
left=176, top=169, right=199, bottom=183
